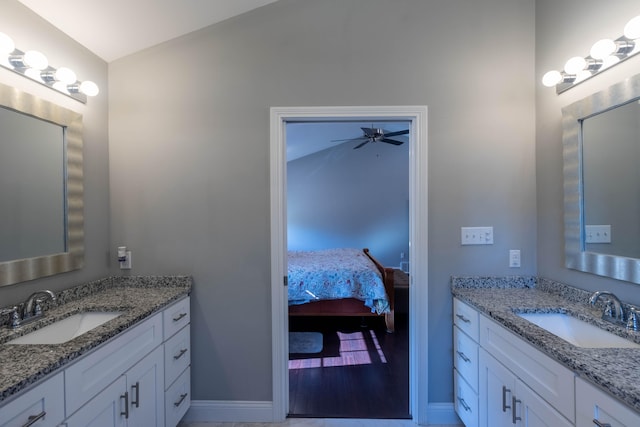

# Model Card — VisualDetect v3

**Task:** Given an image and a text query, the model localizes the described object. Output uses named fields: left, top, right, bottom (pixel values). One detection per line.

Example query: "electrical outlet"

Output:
left=509, top=249, right=521, bottom=268
left=461, top=227, right=494, bottom=245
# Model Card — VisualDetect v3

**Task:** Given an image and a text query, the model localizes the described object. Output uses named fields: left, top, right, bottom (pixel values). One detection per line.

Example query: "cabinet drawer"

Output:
left=454, top=369, right=478, bottom=427
left=480, top=314, right=575, bottom=422
left=165, top=367, right=190, bottom=427
left=65, top=312, right=163, bottom=416
left=0, top=372, right=64, bottom=427
left=163, top=297, right=190, bottom=340
left=453, top=298, right=479, bottom=341
left=164, top=325, right=190, bottom=389
left=454, top=325, right=479, bottom=392
left=576, top=377, right=640, bottom=427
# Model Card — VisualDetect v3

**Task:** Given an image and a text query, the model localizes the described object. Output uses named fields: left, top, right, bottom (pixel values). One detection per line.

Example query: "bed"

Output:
left=287, top=248, right=395, bottom=332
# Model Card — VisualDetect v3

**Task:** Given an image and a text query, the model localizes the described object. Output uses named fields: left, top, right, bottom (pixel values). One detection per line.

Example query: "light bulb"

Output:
left=590, top=39, right=616, bottom=60
left=55, top=67, right=77, bottom=84
left=23, top=50, right=48, bottom=70
left=624, top=15, right=640, bottom=40
left=564, top=56, right=586, bottom=74
left=79, top=80, right=99, bottom=96
left=53, top=81, right=69, bottom=93
left=602, top=55, right=620, bottom=69
left=0, top=32, right=15, bottom=55
left=542, top=70, right=562, bottom=87
left=574, top=70, right=592, bottom=84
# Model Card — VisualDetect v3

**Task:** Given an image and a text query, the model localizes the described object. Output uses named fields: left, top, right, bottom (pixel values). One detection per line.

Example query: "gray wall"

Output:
left=109, top=0, right=536, bottom=404
left=287, top=133, right=409, bottom=267
left=536, top=0, right=640, bottom=304
left=0, top=1, right=109, bottom=304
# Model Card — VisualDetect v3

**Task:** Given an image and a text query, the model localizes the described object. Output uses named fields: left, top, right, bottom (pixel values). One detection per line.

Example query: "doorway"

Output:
left=270, top=106, right=429, bottom=424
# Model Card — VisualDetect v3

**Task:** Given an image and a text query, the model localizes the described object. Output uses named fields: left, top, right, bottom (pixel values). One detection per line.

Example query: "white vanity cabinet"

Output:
left=0, top=372, right=64, bottom=427
left=576, top=377, right=640, bottom=427
left=453, top=299, right=480, bottom=426
left=0, top=295, right=191, bottom=427
left=162, top=296, right=191, bottom=426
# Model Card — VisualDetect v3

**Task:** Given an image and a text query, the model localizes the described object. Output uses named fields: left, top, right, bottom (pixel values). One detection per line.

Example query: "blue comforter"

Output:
left=287, top=248, right=390, bottom=314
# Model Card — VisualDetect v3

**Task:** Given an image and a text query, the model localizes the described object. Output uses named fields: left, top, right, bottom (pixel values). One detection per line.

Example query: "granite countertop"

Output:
left=452, top=276, right=640, bottom=413
left=0, top=276, right=192, bottom=404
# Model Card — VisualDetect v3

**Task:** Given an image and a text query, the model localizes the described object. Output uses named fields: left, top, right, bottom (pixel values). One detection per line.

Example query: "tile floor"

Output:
left=180, top=419, right=462, bottom=427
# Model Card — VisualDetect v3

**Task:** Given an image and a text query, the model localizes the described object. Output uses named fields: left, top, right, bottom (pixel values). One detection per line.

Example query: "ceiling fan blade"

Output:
left=383, top=129, right=409, bottom=137
left=380, top=138, right=405, bottom=145
left=353, top=140, right=370, bottom=149
left=331, top=137, right=368, bottom=143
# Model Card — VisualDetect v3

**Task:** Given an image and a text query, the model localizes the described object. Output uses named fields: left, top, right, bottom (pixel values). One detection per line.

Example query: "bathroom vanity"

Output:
left=452, top=277, right=640, bottom=427
left=0, top=276, right=191, bottom=427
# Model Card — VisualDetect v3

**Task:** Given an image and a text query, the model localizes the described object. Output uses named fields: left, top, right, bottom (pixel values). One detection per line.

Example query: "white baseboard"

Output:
left=183, top=400, right=274, bottom=423
left=183, top=400, right=460, bottom=425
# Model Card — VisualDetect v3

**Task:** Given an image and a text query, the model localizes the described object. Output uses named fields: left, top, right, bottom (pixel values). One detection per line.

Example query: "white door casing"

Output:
left=269, top=105, right=428, bottom=423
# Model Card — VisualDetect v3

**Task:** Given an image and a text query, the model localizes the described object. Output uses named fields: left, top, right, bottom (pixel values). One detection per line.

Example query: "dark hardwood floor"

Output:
left=288, top=292, right=409, bottom=419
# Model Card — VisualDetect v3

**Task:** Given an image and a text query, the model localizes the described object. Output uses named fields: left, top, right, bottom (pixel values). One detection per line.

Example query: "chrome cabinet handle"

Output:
left=456, top=314, right=471, bottom=323
left=174, top=392, right=188, bottom=407
left=502, top=386, right=511, bottom=412
left=457, top=397, right=471, bottom=412
left=173, top=312, right=187, bottom=322
left=174, top=348, right=188, bottom=360
left=131, top=381, right=140, bottom=408
left=456, top=350, right=470, bottom=363
left=121, top=391, right=129, bottom=419
left=512, top=396, right=521, bottom=424
left=21, top=411, right=46, bottom=427
left=593, top=420, right=612, bottom=427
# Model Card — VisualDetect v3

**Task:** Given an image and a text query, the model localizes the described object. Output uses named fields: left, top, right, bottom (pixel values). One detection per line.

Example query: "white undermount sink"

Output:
left=517, top=312, right=640, bottom=349
left=6, top=311, right=122, bottom=345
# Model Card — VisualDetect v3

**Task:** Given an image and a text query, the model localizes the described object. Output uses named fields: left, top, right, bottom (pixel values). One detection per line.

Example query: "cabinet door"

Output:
left=126, top=346, right=165, bottom=427
left=479, top=349, right=515, bottom=427
left=64, top=377, right=127, bottom=427
left=513, top=379, right=572, bottom=427
left=576, top=377, right=640, bottom=427
left=0, top=372, right=64, bottom=427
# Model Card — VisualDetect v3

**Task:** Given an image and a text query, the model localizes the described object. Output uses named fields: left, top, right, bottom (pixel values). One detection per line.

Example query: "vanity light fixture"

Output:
left=0, top=31, right=98, bottom=103
left=542, top=14, right=640, bottom=94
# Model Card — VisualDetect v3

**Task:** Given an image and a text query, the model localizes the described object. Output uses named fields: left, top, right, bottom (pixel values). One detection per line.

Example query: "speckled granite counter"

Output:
left=0, top=275, right=191, bottom=403
left=452, top=276, right=640, bottom=413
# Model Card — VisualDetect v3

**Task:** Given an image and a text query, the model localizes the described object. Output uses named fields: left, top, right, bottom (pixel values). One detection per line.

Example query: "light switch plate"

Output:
left=585, top=225, right=611, bottom=243
left=461, top=226, right=494, bottom=245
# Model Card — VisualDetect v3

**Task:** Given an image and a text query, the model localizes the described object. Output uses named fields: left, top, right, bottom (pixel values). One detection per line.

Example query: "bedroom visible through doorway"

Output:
left=270, top=105, right=429, bottom=424
left=286, top=121, right=410, bottom=418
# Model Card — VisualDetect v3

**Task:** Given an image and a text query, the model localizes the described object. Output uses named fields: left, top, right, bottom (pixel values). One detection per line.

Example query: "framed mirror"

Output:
left=0, top=82, right=84, bottom=287
left=563, top=73, right=640, bottom=284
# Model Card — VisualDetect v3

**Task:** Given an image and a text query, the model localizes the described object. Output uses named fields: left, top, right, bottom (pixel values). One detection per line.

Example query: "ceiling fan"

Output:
left=332, top=126, right=409, bottom=149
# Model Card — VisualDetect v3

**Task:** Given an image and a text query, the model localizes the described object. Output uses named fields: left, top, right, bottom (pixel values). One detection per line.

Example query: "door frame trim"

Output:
left=270, top=105, right=429, bottom=423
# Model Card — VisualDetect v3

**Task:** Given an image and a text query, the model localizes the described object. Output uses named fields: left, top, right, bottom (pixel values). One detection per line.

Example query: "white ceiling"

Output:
left=17, top=0, right=279, bottom=62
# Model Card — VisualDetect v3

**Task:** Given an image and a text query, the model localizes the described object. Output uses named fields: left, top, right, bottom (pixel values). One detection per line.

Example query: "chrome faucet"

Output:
left=1, top=289, right=56, bottom=329
left=589, top=291, right=625, bottom=325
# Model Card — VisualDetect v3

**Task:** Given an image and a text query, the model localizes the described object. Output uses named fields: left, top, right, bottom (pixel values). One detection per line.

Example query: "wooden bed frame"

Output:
left=288, top=248, right=396, bottom=332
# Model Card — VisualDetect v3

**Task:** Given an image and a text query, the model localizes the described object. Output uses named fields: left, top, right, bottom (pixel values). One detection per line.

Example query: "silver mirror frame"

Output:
left=563, top=73, right=640, bottom=284
left=0, top=82, right=84, bottom=287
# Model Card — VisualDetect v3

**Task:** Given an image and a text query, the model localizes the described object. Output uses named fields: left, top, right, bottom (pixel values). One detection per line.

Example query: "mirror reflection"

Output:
left=582, top=99, right=640, bottom=259
left=0, top=82, right=84, bottom=287
left=0, top=106, right=67, bottom=261
left=563, top=73, right=640, bottom=284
